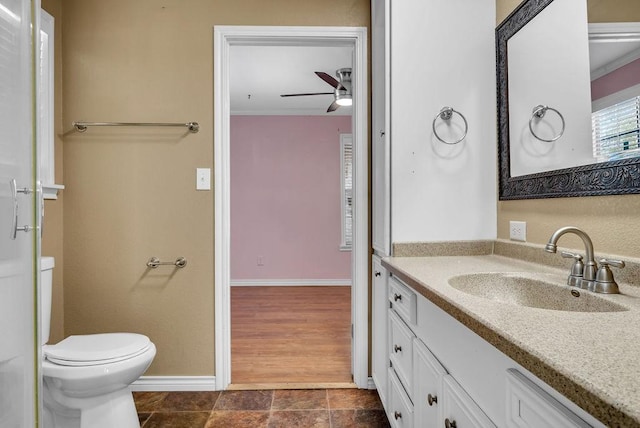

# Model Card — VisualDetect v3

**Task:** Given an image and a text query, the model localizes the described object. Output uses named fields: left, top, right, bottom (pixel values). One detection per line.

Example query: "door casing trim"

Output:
left=213, top=25, right=369, bottom=390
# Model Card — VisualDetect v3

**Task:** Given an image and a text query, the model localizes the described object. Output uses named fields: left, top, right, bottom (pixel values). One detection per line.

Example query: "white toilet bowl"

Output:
left=41, top=258, right=156, bottom=428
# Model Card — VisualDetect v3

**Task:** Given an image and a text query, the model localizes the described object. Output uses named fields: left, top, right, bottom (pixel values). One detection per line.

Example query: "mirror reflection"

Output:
left=507, top=0, right=640, bottom=178
left=590, top=23, right=640, bottom=163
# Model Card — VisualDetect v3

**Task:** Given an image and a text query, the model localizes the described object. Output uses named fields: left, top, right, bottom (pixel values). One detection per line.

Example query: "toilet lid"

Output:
left=44, top=333, right=151, bottom=366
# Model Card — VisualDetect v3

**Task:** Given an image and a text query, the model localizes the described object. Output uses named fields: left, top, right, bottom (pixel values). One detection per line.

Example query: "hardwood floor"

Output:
left=231, top=286, right=352, bottom=385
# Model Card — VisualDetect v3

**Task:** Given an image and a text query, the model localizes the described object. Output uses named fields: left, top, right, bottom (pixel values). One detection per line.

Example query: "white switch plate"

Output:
left=196, top=168, right=211, bottom=190
left=510, top=221, right=527, bottom=242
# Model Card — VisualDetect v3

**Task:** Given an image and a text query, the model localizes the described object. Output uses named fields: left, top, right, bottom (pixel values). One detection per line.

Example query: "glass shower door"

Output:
left=0, top=0, right=40, bottom=426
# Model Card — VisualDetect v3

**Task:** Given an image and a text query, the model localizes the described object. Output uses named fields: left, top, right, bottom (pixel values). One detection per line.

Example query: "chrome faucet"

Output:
left=544, top=226, right=624, bottom=294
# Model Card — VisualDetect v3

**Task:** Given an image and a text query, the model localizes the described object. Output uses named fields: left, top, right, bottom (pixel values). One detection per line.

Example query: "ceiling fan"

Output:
left=280, top=68, right=352, bottom=112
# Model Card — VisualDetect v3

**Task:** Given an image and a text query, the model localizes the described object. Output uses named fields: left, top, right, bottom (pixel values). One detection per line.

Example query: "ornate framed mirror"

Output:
left=497, top=0, right=640, bottom=199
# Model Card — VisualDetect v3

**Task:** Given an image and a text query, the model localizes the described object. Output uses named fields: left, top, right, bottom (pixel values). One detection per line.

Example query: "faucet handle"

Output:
left=561, top=251, right=584, bottom=287
left=599, top=258, right=625, bottom=269
left=594, top=259, right=625, bottom=294
left=561, top=251, right=583, bottom=261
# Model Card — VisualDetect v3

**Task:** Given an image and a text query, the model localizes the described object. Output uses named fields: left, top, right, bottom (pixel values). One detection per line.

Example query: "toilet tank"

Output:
left=41, top=257, right=55, bottom=345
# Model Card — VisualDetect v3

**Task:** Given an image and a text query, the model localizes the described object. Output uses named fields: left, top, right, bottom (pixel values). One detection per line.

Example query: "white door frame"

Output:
left=213, top=25, right=368, bottom=390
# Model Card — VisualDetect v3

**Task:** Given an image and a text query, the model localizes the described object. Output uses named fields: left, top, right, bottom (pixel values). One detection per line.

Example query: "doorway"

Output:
left=214, top=26, right=368, bottom=390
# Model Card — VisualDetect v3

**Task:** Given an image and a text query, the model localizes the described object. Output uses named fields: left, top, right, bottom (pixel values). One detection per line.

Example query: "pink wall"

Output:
left=591, top=57, right=640, bottom=101
left=230, top=115, right=352, bottom=281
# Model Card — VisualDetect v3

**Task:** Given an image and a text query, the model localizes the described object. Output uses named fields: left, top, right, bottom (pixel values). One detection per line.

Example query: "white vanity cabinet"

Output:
left=372, top=255, right=389, bottom=408
left=381, top=272, right=601, bottom=428
left=386, top=274, right=493, bottom=428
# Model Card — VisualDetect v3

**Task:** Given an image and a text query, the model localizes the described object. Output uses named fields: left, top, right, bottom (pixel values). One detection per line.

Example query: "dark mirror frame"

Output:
left=496, top=0, right=640, bottom=200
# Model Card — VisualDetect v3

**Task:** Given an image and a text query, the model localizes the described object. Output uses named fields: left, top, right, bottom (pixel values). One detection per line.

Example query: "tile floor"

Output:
left=134, top=389, right=390, bottom=428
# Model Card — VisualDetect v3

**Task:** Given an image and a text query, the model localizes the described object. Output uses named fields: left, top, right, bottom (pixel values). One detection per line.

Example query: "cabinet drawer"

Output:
left=389, top=309, right=415, bottom=396
left=389, top=275, right=417, bottom=325
left=442, top=374, right=496, bottom=428
left=506, top=369, right=591, bottom=428
left=388, top=368, right=414, bottom=428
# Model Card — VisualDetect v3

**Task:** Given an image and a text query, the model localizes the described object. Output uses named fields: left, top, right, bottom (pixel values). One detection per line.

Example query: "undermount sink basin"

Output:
left=448, top=272, right=628, bottom=312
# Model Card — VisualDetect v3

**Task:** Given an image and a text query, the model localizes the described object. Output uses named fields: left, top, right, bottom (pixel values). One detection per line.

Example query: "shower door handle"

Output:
left=9, top=178, right=34, bottom=240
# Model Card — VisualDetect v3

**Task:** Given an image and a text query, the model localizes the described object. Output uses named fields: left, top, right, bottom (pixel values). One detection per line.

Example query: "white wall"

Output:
left=390, top=0, right=497, bottom=243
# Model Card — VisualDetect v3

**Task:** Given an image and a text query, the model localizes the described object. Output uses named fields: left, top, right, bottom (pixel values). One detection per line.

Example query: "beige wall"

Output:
left=496, top=0, right=640, bottom=256
left=41, top=0, right=64, bottom=344
left=61, top=0, right=369, bottom=375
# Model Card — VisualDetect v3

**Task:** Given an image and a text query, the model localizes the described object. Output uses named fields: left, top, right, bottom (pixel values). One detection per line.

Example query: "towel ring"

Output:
left=432, top=107, right=468, bottom=145
left=528, top=105, right=565, bottom=142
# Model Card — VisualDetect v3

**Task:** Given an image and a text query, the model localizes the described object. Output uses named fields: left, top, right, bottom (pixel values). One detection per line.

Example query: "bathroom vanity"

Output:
left=373, top=244, right=640, bottom=427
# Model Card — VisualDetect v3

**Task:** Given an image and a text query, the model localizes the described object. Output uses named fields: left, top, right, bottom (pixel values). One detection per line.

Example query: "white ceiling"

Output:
left=230, top=45, right=353, bottom=116
left=590, top=39, right=640, bottom=79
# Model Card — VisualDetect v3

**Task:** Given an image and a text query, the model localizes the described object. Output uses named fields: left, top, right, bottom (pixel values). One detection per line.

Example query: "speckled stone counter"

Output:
left=382, top=245, right=640, bottom=427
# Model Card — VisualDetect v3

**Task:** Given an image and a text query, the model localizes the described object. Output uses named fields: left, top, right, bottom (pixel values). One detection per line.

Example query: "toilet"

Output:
left=41, top=257, right=156, bottom=428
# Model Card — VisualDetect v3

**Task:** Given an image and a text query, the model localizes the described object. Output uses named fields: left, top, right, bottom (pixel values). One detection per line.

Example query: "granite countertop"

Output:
left=381, top=251, right=640, bottom=427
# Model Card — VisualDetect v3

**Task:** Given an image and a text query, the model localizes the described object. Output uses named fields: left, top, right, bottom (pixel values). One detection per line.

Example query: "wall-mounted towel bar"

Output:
left=73, top=121, right=200, bottom=133
left=147, top=257, right=187, bottom=269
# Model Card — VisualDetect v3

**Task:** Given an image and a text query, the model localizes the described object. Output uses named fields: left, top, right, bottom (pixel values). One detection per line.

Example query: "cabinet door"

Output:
left=371, top=0, right=390, bottom=255
left=414, top=339, right=448, bottom=428
left=372, top=255, right=389, bottom=407
left=506, top=369, right=591, bottom=428
left=441, top=375, right=496, bottom=428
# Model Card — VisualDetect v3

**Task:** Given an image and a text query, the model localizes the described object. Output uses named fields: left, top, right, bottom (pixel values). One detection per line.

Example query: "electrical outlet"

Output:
left=510, top=221, right=527, bottom=242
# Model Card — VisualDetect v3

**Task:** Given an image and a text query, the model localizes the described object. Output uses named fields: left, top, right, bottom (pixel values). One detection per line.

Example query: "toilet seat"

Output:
left=44, top=333, right=151, bottom=367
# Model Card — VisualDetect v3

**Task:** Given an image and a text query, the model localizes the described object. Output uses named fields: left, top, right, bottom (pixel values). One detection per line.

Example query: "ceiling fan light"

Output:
left=335, top=94, right=352, bottom=107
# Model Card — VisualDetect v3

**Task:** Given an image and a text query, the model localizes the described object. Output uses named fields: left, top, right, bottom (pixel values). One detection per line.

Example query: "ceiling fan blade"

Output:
left=280, top=92, right=334, bottom=97
left=327, top=101, right=340, bottom=113
left=315, top=71, right=342, bottom=89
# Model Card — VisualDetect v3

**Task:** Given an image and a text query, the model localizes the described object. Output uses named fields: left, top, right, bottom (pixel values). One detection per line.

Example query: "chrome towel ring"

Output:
left=432, top=107, right=468, bottom=145
left=528, top=105, right=565, bottom=142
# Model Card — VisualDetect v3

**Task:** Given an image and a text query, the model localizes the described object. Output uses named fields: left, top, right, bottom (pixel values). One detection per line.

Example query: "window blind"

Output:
left=341, top=136, right=353, bottom=249
left=592, top=96, right=640, bottom=162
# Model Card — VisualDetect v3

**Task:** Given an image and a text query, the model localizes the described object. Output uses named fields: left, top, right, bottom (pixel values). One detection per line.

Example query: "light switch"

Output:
left=196, top=168, right=211, bottom=190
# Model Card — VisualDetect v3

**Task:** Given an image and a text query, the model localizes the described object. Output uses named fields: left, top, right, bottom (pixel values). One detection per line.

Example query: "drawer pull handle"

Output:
left=445, top=418, right=457, bottom=428
left=393, top=293, right=402, bottom=302
left=428, top=393, right=437, bottom=406
left=394, top=344, right=402, bottom=353
left=394, top=411, right=402, bottom=420
left=375, top=271, right=381, bottom=277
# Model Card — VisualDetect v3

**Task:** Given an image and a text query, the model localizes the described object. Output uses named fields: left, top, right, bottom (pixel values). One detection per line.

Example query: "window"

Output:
left=39, top=9, right=63, bottom=199
left=592, top=96, right=640, bottom=162
left=340, top=134, right=353, bottom=251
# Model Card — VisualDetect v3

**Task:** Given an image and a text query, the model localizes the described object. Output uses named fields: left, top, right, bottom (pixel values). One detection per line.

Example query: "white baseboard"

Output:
left=131, top=375, right=374, bottom=392
left=131, top=376, right=217, bottom=392
left=231, top=279, right=352, bottom=287
left=368, top=376, right=377, bottom=390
